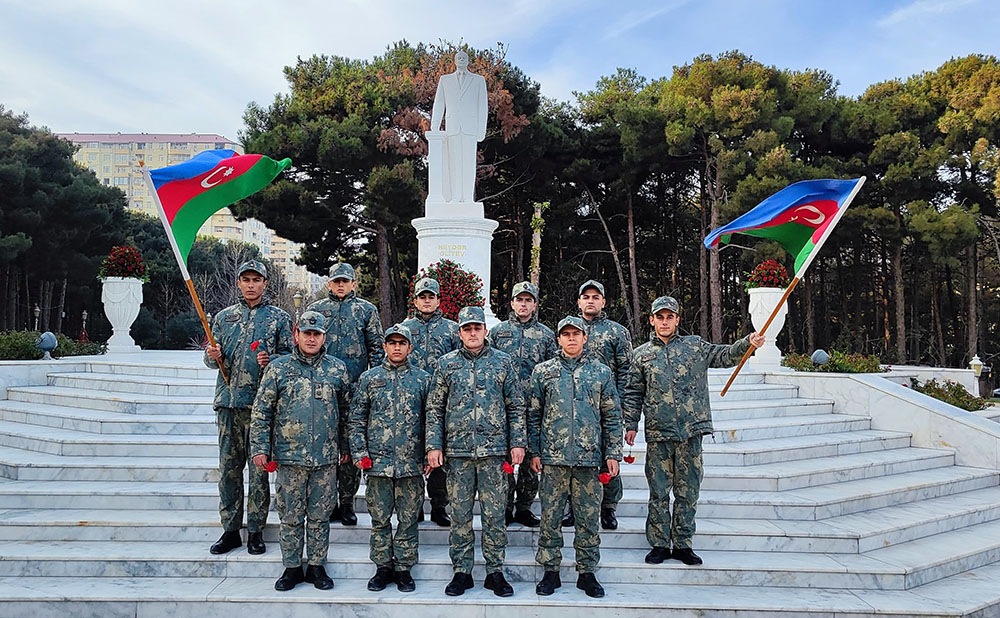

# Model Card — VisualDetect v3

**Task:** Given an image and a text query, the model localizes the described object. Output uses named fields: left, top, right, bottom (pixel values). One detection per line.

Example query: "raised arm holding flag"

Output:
left=704, top=177, right=867, bottom=396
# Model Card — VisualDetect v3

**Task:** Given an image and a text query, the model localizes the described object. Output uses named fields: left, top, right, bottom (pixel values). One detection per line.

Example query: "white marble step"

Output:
left=85, top=355, right=218, bottom=380
left=6, top=385, right=214, bottom=415
left=0, top=400, right=216, bottom=435
left=710, top=413, right=871, bottom=443
left=702, top=429, right=913, bottom=466
left=0, top=420, right=216, bottom=458
left=707, top=383, right=799, bottom=402
left=706, top=370, right=765, bottom=385
left=708, top=397, right=834, bottom=421
left=47, top=372, right=217, bottom=397
left=0, top=447, right=218, bottom=482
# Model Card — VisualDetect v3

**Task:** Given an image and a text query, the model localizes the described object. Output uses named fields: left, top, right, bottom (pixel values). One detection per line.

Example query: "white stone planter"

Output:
left=747, top=286, right=787, bottom=369
left=101, top=277, right=143, bottom=354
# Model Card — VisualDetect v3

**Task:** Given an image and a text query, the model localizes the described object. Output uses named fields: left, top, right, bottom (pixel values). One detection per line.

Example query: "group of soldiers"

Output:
left=203, top=259, right=763, bottom=597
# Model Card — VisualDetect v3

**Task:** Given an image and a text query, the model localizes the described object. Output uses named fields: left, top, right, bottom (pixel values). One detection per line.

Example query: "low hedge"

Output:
left=909, top=378, right=989, bottom=412
left=0, top=331, right=106, bottom=360
left=782, top=350, right=883, bottom=373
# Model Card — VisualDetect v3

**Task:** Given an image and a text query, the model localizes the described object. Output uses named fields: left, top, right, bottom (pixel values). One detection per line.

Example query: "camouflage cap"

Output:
left=414, top=277, right=440, bottom=296
left=578, top=279, right=605, bottom=297
left=237, top=260, right=268, bottom=280
left=556, top=315, right=587, bottom=335
left=457, top=306, right=486, bottom=327
left=651, top=295, right=680, bottom=315
left=328, top=262, right=356, bottom=280
left=511, top=281, right=539, bottom=300
left=297, top=310, right=327, bottom=333
left=384, top=323, right=413, bottom=343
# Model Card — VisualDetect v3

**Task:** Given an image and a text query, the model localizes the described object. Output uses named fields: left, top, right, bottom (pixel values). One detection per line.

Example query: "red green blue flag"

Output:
left=144, top=149, right=291, bottom=274
left=703, top=178, right=865, bottom=276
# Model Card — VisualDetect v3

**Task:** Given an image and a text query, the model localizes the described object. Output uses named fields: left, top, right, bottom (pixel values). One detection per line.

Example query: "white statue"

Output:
left=428, top=50, right=488, bottom=204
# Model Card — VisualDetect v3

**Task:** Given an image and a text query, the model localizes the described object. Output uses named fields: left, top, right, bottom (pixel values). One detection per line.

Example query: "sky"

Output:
left=3, top=0, right=999, bottom=143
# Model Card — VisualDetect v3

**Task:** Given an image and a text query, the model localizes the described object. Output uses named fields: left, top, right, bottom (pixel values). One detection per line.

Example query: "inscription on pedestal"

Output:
left=438, top=243, right=467, bottom=258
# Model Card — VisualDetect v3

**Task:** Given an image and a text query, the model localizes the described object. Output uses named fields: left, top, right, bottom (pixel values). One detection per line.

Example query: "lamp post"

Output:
left=293, top=292, right=303, bottom=322
left=970, top=354, right=984, bottom=378
left=33, top=304, right=40, bottom=331
left=78, top=309, right=89, bottom=343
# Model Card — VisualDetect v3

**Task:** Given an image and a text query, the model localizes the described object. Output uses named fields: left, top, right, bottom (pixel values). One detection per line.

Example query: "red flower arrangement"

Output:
left=264, top=461, right=278, bottom=473
left=98, top=245, right=149, bottom=282
left=502, top=462, right=514, bottom=474
left=359, top=457, right=373, bottom=470
left=599, top=473, right=611, bottom=485
left=744, top=259, right=790, bottom=291
left=408, top=259, right=484, bottom=321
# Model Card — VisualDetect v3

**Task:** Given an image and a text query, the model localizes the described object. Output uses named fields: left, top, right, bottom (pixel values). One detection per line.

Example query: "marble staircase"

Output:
left=1, top=353, right=1000, bottom=617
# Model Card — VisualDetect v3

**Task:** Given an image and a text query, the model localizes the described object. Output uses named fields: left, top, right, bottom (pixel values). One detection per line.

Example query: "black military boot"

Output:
left=484, top=572, right=514, bottom=597
left=328, top=504, right=341, bottom=523
left=274, top=566, right=304, bottom=591
left=672, top=547, right=703, bottom=565
left=304, top=564, right=334, bottom=590
left=561, top=508, right=575, bottom=528
left=209, top=530, right=242, bottom=555
left=430, top=506, right=451, bottom=527
left=445, top=572, right=474, bottom=596
left=505, top=508, right=515, bottom=526
left=535, top=570, right=561, bottom=595
left=395, top=570, right=416, bottom=592
left=340, top=502, right=357, bottom=526
left=600, top=507, right=618, bottom=530
left=644, top=546, right=671, bottom=564
left=513, top=509, right=540, bottom=527
left=576, top=572, right=605, bottom=598
left=246, top=531, right=265, bottom=555
left=367, top=566, right=394, bottom=591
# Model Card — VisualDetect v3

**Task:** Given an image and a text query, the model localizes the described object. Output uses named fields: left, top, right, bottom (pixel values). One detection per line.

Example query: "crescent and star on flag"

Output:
left=200, top=166, right=235, bottom=189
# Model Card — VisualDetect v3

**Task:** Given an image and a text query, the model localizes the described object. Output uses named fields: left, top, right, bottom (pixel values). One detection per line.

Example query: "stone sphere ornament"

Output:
left=811, top=349, right=831, bottom=366
left=36, top=331, right=58, bottom=361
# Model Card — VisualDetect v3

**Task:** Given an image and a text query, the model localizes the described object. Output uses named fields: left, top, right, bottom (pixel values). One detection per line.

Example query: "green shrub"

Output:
left=0, top=331, right=106, bottom=360
left=909, top=378, right=989, bottom=412
left=782, top=350, right=883, bottom=373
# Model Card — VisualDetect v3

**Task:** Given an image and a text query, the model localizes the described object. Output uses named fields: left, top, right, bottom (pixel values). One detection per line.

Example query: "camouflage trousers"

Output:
left=338, top=462, right=361, bottom=509
left=601, top=461, right=622, bottom=510
left=366, top=474, right=423, bottom=571
left=426, top=466, right=448, bottom=510
left=275, top=463, right=336, bottom=567
left=216, top=406, right=270, bottom=533
left=506, top=460, right=538, bottom=513
left=536, top=465, right=601, bottom=573
left=446, top=456, right=509, bottom=574
left=645, top=437, right=704, bottom=549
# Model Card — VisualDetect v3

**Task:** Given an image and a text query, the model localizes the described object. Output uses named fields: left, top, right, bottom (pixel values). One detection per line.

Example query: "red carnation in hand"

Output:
left=502, top=462, right=514, bottom=474
left=264, top=461, right=278, bottom=473
left=623, top=455, right=636, bottom=464
left=251, top=341, right=261, bottom=352
left=599, top=472, right=611, bottom=484
left=360, top=457, right=373, bottom=470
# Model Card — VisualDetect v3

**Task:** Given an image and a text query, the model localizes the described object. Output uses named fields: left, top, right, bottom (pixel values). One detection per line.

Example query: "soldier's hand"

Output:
left=625, top=430, right=637, bottom=446
left=427, top=449, right=443, bottom=468
left=530, top=457, right=542, bottom=473
left=749, top=332, right=765, bottom=348
left=607, top=459, right=620, bottom=477
left=340, top=453, right=350, bottom=464
left=510, top=447, right=525, bottom=465
left=252, top=454, right=268, bottom=470
left=257, top=350, right=270, bottom=367
left=206, top=344, right=222, bottom=361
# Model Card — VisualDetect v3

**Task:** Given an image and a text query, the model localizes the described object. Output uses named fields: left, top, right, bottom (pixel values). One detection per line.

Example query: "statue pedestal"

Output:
left=412, top=211, right=499, bottom=326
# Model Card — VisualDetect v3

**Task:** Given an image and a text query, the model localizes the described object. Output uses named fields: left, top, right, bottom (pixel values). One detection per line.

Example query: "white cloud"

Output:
left=878, top=0, right=980, bottom=27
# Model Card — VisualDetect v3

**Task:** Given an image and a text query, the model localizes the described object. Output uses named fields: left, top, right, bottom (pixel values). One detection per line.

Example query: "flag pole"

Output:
left=719, top=176, right=867, bottom=397
left=141, top=165, right=228, bottom=385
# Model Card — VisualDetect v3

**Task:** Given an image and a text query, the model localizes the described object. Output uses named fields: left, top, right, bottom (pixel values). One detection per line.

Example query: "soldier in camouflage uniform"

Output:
left=306, top=262, right=384, bottom=526
left=348, top=323, right=431, bottom=593
left=528, top=316, right=622, bottom=598
left=203, top=260, right=293, bottom=556
left=570, top=279, right=632, bottom=530
left=401, top=277, right=460, bottom=527
left=622, top=296, right=763, bottom=566
left=250, top=310, right=351, bottom=591
left=488, top=281, right=557, bottom=528
left=426, top=306, right=526, bottom=598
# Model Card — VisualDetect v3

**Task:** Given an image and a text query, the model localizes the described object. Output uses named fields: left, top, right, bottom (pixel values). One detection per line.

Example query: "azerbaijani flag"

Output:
left=145, top=149, right=291, bottom=274
left=703, top=178, right=865, bottom=276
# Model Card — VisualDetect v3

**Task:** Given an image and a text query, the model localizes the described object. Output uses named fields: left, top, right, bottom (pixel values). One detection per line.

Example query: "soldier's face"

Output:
left=296, top=328, right=326, bottom=355
left=558, top=327, right=587, bottom=357
left=650, top=310, right=680, bottom=340
left=511, top=293, right=537, bottom=320
left=578, top=290, right=605, bottom=318
left=384, top=335, right=411, bottom=363
left=459, top=323, right=485, bottom=352
left=415, top=291, right=440, bottom=314
left=237, top=272, right=267, bottom=306
left=327, top=277, right=355, bottom=299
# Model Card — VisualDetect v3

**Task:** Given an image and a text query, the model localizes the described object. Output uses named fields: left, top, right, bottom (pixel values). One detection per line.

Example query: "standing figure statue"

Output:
left=429, top=50, right=488, bottom=204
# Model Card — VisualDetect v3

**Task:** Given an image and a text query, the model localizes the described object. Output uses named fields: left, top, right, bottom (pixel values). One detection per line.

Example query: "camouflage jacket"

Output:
left=306, top=291, right=384, bottom=381
left=249, top=345, right=352, bottom=466
left=400, top=310, right=461, bottom=373
left=581, top=312, right=633, bottom=395
left=203, top=300, right=293, bottom=409
left=622, top=333, right=752, bottom=441
left=489, top=313, right=558, bottom=395
left=425, top=342, right=527, bottom=458
left=528, top=352, right=623, bottom=467
left=348, top=359, right=431, bottom=478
